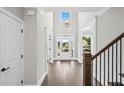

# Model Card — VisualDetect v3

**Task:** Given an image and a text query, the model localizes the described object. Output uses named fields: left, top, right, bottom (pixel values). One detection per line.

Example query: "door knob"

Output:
left=1, top=67, right=10, bottom=72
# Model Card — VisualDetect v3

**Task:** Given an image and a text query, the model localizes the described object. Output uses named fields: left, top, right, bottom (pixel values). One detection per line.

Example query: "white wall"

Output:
left=95, top=7, right=124, bottom=85
left=24, top=8, right=51, bottom=85
left=53, top=11, right=78, bottom=58
left=78, top=12, right=95, bottom=30
left=4, top=7, right=24, bottom=20
left=97, top=7, right=124, bottom=51
left=24, top=8, right=37, bottom=84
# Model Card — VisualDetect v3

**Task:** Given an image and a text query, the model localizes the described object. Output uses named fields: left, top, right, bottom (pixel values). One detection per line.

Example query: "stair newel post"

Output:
left=83, top=53, right=92, bottom=86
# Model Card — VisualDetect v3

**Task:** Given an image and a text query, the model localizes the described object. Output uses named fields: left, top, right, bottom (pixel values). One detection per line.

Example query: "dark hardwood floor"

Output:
left=42, top=60, right=83, bottom=86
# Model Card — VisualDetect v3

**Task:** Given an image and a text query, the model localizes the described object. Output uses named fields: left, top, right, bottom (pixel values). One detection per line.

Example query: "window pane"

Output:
left=60, top=12, right=70, bottom=21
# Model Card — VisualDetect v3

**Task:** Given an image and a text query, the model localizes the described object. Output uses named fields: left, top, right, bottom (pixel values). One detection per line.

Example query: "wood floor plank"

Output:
left=47, top=60, right=83, bottom=86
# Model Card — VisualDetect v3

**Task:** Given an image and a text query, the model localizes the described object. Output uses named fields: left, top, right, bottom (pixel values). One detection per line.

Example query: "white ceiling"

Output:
left=40, top=7, right=106, bottom=13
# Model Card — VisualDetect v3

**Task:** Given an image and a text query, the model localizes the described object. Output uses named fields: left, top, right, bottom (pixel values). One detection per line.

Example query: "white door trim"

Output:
left=0, top=8, right=24, bottom=24
left=20, top=23, right=25, bottom=85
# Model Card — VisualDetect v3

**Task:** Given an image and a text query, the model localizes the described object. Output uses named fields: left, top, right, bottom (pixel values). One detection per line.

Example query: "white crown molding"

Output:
left=96, top=7, right=111, bottom=16
left=0, top=8, right=24, bottom=23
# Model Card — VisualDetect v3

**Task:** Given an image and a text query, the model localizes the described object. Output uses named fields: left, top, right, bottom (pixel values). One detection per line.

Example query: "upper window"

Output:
left=60, top=12, right=70, bottom=21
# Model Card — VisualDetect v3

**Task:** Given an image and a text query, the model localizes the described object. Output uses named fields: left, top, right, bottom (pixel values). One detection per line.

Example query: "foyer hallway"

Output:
left=42, top=61, right=83, bottom=86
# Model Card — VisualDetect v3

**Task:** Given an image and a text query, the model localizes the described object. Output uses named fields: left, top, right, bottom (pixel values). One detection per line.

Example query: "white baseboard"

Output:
left=77, top=58, right=83, bottom=63
left=37, top=72, right=47, bottom=86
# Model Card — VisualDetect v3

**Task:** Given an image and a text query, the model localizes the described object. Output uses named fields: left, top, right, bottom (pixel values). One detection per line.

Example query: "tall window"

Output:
left=60, top=12, right=70, bottom=21
left=60, top=12, right=71, bottom=27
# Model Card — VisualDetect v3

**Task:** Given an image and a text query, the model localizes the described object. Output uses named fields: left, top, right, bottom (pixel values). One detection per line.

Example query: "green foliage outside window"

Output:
left=82, top=36, right=91, bottom=53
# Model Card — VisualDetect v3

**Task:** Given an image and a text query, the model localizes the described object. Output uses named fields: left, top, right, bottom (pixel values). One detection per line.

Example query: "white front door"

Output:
left=0, top=13, right=22, bottom=86
left=59, top=40, right=72, bottom=58
left=56, top=35, right=73, bottom=59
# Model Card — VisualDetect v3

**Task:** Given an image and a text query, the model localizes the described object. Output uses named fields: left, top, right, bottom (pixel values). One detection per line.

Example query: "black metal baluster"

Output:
left=104, top=51, right=106, bottom=86
left=100, top=55, right=101, bottom=85
left=95, top=58, right=97, bottom=86
left=112, top=45, right=114, bottom=85
left=120, top=39, right=122, bottom=85
left=108, top=48, right=110, bottom=86
left=116, top=42, right=118, bottom=85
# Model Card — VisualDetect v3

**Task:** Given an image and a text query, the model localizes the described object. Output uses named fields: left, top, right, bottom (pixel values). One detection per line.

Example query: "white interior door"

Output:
left=0, top=13, right=22, bottom=86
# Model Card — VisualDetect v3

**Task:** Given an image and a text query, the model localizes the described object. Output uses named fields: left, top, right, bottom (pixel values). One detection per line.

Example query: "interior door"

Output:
left=0, top=13, right=21, bottom=86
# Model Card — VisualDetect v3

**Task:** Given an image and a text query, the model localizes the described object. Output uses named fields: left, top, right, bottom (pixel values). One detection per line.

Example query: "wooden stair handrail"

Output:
left=92, top=32, right=124, bottom=60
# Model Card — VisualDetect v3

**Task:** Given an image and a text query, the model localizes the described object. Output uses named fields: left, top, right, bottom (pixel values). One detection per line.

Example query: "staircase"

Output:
left=83, top=32, right=124, bottom=86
